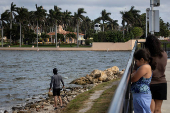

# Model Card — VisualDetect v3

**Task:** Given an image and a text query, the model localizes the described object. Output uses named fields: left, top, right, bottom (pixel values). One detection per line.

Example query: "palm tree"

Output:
left=7, top=2, right=17, bottom=45
left=62, top=10, right=71, bottom=30
left=34, top=4, right=47, bottom=47
left=95, top=9, right=111, bottom=32
left=49, top=6, right=62, bottom=47
left=1, top=11, right=10, bottom=47
left=120, top=6, right=141, bottom=39
left=107, top=19, right=118, bottom=30
left=74, top=8, right=86, bottom=47
left=120, top=6, right=141, bottom=28
left=15, top=7, right=28, bottom=47
left=129, top=6, right=141, bottom=27
left=81, top=16, right=91, bottom=39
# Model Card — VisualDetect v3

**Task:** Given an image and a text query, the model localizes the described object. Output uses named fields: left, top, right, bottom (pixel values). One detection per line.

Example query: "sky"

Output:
left=0, top=0, right=170, bottom=26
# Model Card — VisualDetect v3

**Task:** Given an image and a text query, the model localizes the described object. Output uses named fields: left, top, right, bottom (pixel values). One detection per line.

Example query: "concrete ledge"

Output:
left=0, top=39, right=145, bottom=51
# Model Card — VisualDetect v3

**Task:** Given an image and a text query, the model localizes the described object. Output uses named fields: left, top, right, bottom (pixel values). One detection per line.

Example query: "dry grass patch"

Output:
left=85, top=85, right=117, bottom=113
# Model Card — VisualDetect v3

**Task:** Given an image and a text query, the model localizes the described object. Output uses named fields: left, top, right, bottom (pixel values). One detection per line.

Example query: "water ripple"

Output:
left=0, top=50, right=131, bottom=110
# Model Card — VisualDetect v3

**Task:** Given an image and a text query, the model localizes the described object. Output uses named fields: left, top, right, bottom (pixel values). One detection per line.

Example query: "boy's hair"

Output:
left=134, top=49, right=156, bottom=70
left=53, top=68, right=58, bottom=74
left=145, top=35, right=163, bottom=57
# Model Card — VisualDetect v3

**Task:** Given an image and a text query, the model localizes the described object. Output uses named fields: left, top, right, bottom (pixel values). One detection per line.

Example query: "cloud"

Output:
left=0, top=0, right=169, bottom=25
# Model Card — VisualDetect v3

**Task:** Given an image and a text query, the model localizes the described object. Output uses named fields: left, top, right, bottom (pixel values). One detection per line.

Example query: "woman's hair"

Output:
left=145, top=35, right=163, bottom=57
left=134, top=49, right=156, bottom=70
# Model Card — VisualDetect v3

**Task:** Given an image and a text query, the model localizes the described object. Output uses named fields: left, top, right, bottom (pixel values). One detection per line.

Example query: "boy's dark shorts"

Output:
left=53, top=88, right=61, bottom=96
left=150, top=83, right=167, bottom=100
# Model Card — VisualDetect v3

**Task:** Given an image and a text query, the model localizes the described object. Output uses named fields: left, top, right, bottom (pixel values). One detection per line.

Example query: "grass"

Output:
left=85, top=85, right=117, bottom=113
left=61, top=79, right=119, bottom=113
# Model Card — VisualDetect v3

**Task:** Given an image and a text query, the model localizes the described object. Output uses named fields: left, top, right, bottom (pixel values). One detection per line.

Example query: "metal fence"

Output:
left=138, top=41, right=170, bottom=58
left=107, top=41, right=137, bottom=113
left=107, top=40, right=170, bottom=113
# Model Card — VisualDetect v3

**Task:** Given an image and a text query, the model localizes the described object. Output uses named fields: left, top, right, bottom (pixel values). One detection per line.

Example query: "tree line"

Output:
left=0, top=2, right=170, bottom=47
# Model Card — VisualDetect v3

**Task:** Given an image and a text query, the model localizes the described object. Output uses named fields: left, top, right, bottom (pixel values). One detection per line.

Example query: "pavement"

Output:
left=161, top=59, right=170, bottom=113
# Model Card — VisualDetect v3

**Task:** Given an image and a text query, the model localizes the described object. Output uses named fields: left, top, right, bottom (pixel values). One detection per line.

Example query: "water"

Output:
left=0, top=50, right=131, bottom=112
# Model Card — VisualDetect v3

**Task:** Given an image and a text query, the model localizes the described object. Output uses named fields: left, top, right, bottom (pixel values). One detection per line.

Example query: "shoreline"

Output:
left=2, top=66, right=124, bottom=113
left=10, top=85, right=95, bottom=113
left=0, top=47, right=131, bottom=51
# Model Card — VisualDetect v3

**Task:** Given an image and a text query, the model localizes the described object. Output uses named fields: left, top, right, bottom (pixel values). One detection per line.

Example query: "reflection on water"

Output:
left=0, top=50, right=131, bottom=111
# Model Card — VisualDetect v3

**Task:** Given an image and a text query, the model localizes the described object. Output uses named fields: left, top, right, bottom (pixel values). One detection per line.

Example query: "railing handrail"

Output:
left=108, top=40, right=138, bottom=113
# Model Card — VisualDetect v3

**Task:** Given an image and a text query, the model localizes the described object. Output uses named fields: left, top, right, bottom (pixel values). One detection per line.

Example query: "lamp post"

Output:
left=146, top=8, right=150, bottom=38
left=149, top=0, right=160, bottom=35
left=0, top=14, right=3, bottom=47
left=151, top=0, right=154, bottom=35
left=59, top=38, right=60, bottom=47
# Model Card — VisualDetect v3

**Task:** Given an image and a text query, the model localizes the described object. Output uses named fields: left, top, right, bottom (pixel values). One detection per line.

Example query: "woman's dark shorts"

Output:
left=150, top=83, right=167, bottom=100
left=53, top=88, right=61, bottom=96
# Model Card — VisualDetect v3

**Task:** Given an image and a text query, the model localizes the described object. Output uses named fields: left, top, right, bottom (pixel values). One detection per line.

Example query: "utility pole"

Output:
left=0, top=14, right=3, bottom=47
left=151, top=0, right=154, bottom=35
left=149, top=0, right=160, bottom=35
left=146, top=8, right=150, bottom=38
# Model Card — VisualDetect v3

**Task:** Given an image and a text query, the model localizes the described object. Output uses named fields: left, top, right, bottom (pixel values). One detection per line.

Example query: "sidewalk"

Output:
left=161, top=59, right=170, bottom=113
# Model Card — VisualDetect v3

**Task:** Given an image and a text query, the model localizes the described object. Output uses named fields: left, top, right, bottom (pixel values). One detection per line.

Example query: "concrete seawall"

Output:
left=0, top=39, right=145, bottom=51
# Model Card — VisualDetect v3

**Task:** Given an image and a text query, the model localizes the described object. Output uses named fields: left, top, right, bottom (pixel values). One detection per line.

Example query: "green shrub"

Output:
left=85, top=39, right=93, bottom=45
left=132, top=27, right=143, bottom=39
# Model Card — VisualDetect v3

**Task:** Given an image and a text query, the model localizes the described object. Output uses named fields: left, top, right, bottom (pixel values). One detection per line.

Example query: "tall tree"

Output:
left=53, top=6, right=62, bottom=47
left=74, top=8, right=86, bottom=47
left=95, top=9, right=111, bottom=32
left=107, top=19, right=119, bottom=30
left=62, top=10, right=71, bottom=30
left=7, top=2, right=17, bottom=45
left=34, top=4, right=47, bottom=47
left=80, top=16, right=91, bottom=39
left=15, top=7, right=29, bottom=47
left=1, top=11, right=10, bottom=47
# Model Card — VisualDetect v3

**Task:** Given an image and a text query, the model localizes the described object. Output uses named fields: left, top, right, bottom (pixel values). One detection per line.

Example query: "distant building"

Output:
left=47, top=25, right=85, bottom=44
left=94, top=23, right=101, bottom=33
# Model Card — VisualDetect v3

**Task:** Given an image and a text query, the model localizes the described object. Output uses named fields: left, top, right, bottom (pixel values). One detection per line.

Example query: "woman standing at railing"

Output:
left=131, top=49, right=156, bottom=113
left=145, top=35, right=167, bottom=113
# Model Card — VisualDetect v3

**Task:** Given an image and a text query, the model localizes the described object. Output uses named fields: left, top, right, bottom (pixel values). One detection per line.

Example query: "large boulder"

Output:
left=89, top=69, right=102, bottom=77
left=98, top=72, right=107, bottom=81
left=106, top=66, right=119, bottom=74
left=103, top=70, right=114, bottom=77
left=70, top=66, right=120, bottom=85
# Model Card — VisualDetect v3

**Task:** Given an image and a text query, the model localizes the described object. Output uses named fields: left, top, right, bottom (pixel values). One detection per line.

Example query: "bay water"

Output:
left=0, top=50, right=131, bottom=112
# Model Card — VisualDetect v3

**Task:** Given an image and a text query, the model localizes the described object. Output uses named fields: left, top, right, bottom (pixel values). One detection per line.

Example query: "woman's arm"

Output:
left=131, top=65, right=149, bottom=82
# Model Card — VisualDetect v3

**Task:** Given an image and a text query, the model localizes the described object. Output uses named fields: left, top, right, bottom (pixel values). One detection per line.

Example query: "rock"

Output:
left=106, top=66, right=119, bottom=74
left=98, top=72, right=107, bottom=81
left=48, top=92, right=53, bottom=97
left=12, top=111, right=17, bottom=113
left=43, top=102, right=50, bottom=106
left=70, top=78, right=87, bottom=85
left=122, top=69, right=125, bottom=71
left=89, top=69, right=102, bottom=77
left=50, top=101, right=54, bottom=105
left=30, top=104, right=36, bottom=108
left=104, top=70, right=114, bottom=77
left=92, top=78, right=98, bottom=83
left=18, top=110, right=31, bottom=113
left=36, top=105, right=41, bottom=108
left=43, top=108, right=48, bottom=110
left=78, top=90, right=84, bottom=93
left=98, top=81, right=102, bottom=84
left=4, top=110, right=8, bottom=113
left=118, top=71, right=124, bottom=77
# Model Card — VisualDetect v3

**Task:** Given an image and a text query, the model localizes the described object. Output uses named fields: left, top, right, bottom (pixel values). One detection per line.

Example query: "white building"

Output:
left=94, top=23, right=101, bottom=33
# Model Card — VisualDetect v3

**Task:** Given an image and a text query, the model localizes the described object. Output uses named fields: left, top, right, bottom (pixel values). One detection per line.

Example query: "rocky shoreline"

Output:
left=6, top=66, right=124, bottom=113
